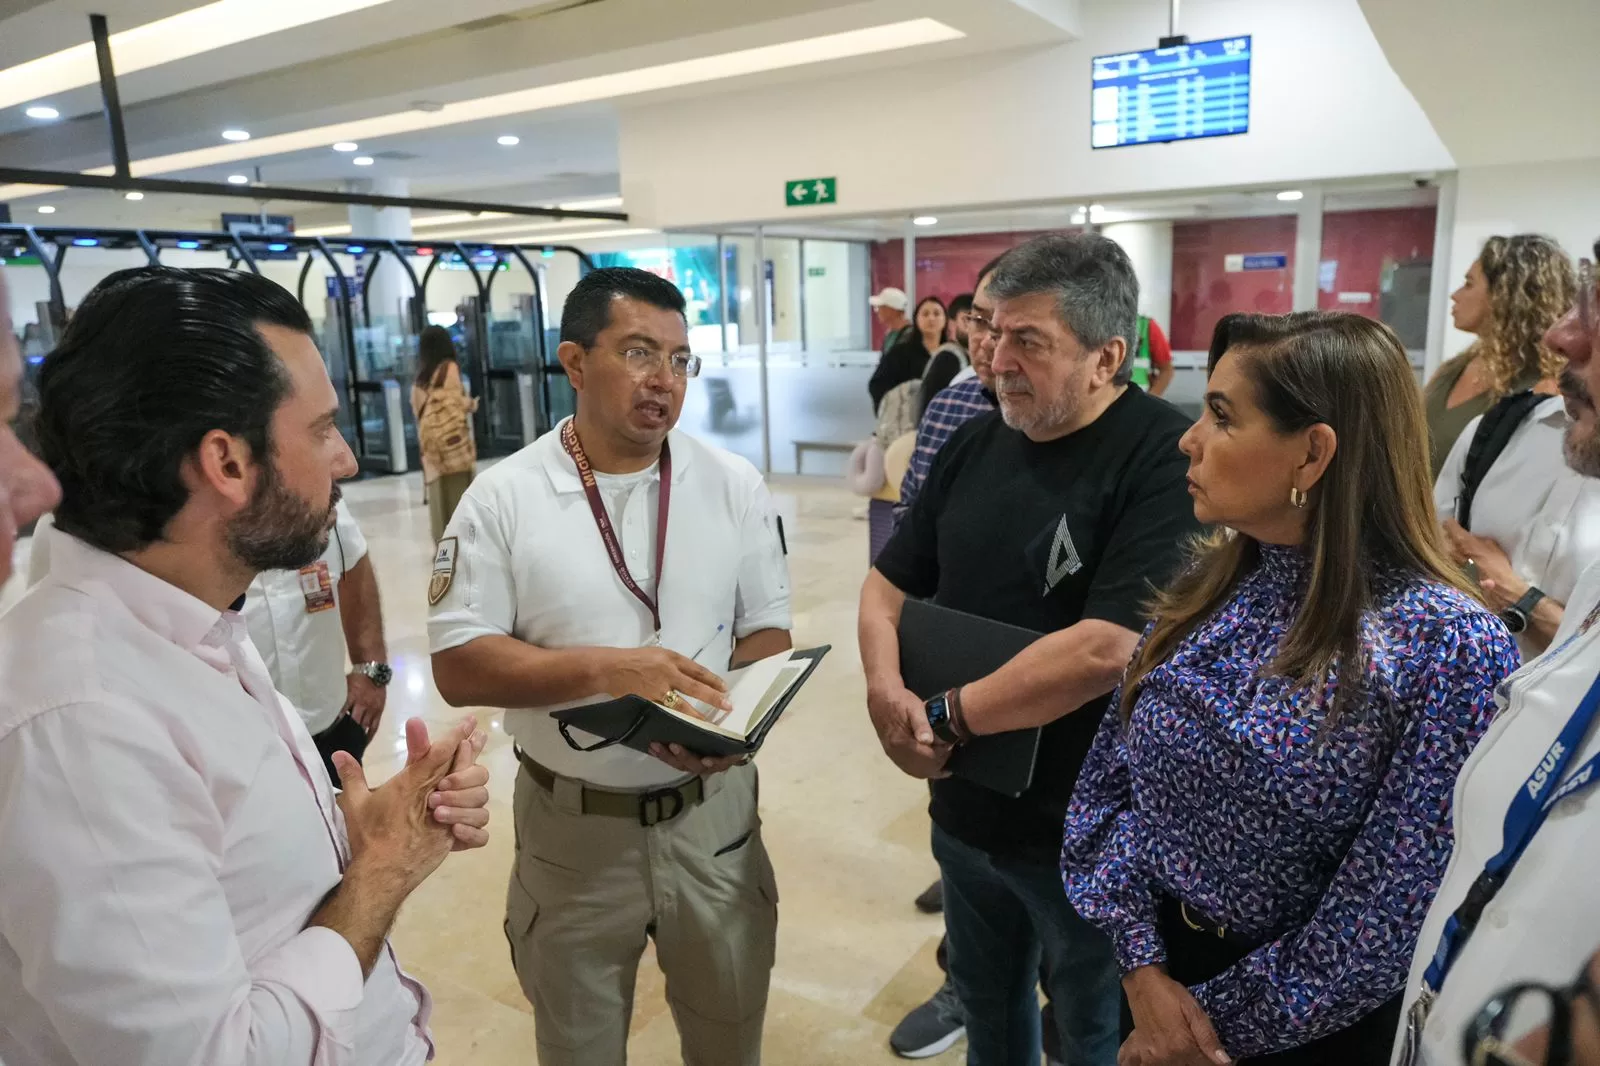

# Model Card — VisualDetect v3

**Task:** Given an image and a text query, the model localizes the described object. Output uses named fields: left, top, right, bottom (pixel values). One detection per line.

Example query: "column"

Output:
left=1292, top=187, right=1325, bottom=312
left=346, top=177, right=414, bottom=328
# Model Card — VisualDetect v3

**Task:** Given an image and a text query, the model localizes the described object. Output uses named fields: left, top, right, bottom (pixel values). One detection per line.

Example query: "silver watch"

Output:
left=352, top=662, right=393, bottom=686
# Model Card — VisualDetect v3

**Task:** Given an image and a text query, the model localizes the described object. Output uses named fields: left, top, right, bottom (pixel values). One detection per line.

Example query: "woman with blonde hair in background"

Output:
left=410, top=324, right=479, bottom=542
left=1062, top=311, right=1520, bottom=1065
left=1426, top=234, right=1577, bottom=477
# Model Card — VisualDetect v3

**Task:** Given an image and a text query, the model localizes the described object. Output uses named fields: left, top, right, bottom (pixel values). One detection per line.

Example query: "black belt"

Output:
left=515, top=748, right=704, bottom=827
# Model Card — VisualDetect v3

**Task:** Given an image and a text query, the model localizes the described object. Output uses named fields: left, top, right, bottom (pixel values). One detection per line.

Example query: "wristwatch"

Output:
left=352, top=662, right=393, bottom=686
left=924, top=691, right=962, bottom=746
left=1501, top=588, right=1546, bottom=635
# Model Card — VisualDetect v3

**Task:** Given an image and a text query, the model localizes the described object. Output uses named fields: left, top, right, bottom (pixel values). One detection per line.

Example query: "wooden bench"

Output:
left=792, top=439, right=855, bottom=474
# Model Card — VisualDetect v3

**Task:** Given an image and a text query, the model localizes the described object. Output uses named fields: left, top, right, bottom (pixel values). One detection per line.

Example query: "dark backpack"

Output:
left=1455, top=390, right=1545, bottom=531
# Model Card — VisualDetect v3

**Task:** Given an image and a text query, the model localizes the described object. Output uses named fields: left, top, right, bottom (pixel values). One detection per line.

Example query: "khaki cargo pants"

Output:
left=505, top=760, right=779, bottom=1066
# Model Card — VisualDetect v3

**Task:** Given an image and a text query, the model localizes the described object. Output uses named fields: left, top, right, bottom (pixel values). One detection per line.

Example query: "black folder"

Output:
left=552, top=646, right=831, bottom=759
left=898, top=600, right=1043, bottom=797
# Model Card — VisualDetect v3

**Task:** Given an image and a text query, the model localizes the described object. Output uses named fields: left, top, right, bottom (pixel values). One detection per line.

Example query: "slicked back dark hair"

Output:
left=36, top=266, right=309, bottom=553
left=560, top=266, right=687, bottom=349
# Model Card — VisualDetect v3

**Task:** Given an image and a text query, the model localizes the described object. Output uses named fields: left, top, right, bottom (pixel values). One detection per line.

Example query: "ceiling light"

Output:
left=1071, top=211, right=1087, bottom=225
left=352, top=156, right=375, bottom=166
left=332, top=142, right=358, bottom=152
left=221, top=129, right=250, bottom=142
left=124, top=191, right=144, bottom=200
left=1277, top=190, right=1304, bottom=201
left=555, top=196, right=624, bottom=211
left=24, top=105, right=60, bottom=120
left=226, top=173, right=250, bottom=185
left=295, top=222, right=353, bottom=237
left=0, top=0, right=399, bottom=112
left=913, top=216, right=937, bottom=227
left=37, top=205, right=56, bottom=214
left=1088, top=203, right=1104, bottom=212
left=412, top=212, right=506, bottom=229
left=497, top=135, right=520, bottom=146
left=0, top=19, right=962, bottom=202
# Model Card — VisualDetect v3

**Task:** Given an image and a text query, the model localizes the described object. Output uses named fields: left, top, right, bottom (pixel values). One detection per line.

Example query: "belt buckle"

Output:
left=639, top=786, right=685, bottom=827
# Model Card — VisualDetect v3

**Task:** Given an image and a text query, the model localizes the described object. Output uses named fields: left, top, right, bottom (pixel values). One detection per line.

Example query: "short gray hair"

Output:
left=987, top=232, right=1140, bottom=383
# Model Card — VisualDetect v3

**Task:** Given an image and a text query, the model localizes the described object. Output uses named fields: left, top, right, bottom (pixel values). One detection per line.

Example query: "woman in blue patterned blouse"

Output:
left=1061, top=311, right=1521, bottom=1066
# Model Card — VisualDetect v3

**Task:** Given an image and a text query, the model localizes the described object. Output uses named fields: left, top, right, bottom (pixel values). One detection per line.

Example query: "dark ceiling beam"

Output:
left=0, top=167, right=630, bottom=221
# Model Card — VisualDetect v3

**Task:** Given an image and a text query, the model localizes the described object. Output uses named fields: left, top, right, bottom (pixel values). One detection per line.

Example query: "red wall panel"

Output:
left=869, top=232, right=1045, bottom=348
left=1170, top=217, right=1297, bottom=350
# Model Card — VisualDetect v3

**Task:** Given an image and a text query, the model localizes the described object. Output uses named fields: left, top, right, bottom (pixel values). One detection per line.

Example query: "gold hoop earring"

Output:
left=1289, top=487, right=1308, bottom=509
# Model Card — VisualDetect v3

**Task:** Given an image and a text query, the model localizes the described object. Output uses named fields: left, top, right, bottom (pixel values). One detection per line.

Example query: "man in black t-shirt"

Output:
left=859, top=233, right=1201, bottom=1066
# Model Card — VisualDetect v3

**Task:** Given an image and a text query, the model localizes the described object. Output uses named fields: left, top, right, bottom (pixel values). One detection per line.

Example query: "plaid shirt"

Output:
left=894, top=376, right=996, bottom=521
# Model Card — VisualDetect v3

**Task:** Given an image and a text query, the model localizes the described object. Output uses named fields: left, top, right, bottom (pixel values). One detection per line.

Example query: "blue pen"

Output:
left=686, top=624, right=726, bottom=664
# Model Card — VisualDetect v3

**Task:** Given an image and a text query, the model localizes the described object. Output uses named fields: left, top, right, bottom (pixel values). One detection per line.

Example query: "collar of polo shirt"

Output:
left=545, top=417, right=695, bottom=495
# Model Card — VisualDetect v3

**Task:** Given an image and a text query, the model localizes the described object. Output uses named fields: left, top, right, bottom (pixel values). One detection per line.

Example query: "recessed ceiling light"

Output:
left=332, top=141, right=358, bottom=152
left=913, top=216, right=937, bottom=226
left=221, top=129, right=250, bottom=142
left=352, top=156, right=374, bottom=166
left=1071, top=211, right=1087, bottom=225
left=0, top=19, right=963, bottom=204
left=0, top=0, right=401, bottom=112
left=412, top=100, right=445, bottom=113
left=1277, top=190, right=1304, bottom=202
left=124, top=191, right=144, bottom=200
left=497, top=134, right=520, bottom=146
left=226, top=173, right=250, bottom=185
left=24, top=105, right=59, bottom=120
left=37, top=204, right=56, bottom=214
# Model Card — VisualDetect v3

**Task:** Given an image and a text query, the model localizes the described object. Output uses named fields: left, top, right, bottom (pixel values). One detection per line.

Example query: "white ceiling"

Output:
left=1359, top=0, right=1600, bottom=169
left=0, top=0, right=1081, bottom=215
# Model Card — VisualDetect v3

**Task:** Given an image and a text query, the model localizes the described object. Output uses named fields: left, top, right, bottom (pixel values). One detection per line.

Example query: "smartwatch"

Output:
left=352, top=662, right=394, bottom=687
left=924, top=691, right=962, bottom=746
left=1501, top=588, right=1545, bottom=635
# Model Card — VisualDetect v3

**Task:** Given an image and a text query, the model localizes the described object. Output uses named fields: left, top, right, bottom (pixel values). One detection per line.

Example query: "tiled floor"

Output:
left=338, top=470, right=958, bottom=1065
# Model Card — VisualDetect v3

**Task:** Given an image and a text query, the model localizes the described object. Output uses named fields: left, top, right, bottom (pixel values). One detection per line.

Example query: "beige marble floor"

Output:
left=340, top=471, right=961, bottom=1066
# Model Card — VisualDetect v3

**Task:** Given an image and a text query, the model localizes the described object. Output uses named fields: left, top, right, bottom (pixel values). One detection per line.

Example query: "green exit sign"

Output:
left=807, top=266, right=827, bottom=277
left=786, top=177, right=837, bottom=207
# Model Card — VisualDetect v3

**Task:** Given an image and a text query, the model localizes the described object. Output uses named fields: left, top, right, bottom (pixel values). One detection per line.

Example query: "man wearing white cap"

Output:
left=871, top=286, right=912, bottom=355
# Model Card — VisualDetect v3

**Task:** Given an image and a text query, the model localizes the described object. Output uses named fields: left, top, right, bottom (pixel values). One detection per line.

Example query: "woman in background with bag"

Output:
left=410, top=325, right=478, bottom=542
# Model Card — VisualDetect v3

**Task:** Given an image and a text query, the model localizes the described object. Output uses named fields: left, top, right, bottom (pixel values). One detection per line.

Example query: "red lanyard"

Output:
left=560, top=419, right=671, bottom=635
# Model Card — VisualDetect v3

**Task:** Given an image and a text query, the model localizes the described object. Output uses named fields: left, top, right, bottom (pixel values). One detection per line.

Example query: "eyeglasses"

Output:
left=613, top=347, right=702, bottom=380
left=1464, top=964, right=1600, bottom=1066
left=1579, top=258, right=1596, bottom=341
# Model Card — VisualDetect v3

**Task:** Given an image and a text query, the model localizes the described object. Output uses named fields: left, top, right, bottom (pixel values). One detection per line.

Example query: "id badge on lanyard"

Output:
left=299, top=560, right=336, bottom=613
left=1399, top=662, right=1600, bottom=1065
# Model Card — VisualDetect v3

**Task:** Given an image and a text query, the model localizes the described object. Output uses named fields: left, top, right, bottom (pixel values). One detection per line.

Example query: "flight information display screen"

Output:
left=1091, top=35, right=1252, bottom=149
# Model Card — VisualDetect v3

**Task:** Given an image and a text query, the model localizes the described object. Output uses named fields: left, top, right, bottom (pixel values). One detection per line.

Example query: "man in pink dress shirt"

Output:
left=0, top=266, right=490, bottom=1066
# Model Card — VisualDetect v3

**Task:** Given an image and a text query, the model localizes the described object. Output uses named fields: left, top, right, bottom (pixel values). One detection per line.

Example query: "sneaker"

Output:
left=914, top=879, right=943, bottom=914
left=890, top=979, right=966, bottom=1059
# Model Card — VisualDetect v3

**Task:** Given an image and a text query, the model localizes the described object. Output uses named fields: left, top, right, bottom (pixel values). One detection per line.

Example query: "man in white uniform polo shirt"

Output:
left=1396, top=243, right=1600, bottom=1065
left=245, top=499, right=393, bottom=780
left=430, top=267, right=793, bottom=1066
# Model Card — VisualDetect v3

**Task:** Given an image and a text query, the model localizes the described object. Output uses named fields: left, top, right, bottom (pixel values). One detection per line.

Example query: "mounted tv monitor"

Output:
left=1091, top=35, right=1252, bottom=149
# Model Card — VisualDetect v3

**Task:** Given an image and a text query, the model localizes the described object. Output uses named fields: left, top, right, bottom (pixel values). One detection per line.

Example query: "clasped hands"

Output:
left=1442, top=519, right=1526, bottom=614
left=1121, top=966, right=1233, bottom=1066
left=333, top=716, right=492, bottom=894
left=866, top=679, right=951, bottom=780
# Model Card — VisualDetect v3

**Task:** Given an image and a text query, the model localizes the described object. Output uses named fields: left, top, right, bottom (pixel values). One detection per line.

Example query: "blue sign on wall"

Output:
left=1243, top=254, right=1288, bottom=270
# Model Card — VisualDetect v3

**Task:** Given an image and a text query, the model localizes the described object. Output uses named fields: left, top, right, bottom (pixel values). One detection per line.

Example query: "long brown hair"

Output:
left=1120, top=311, right=1472, bottom=723
left=1470, top=234, right=1577, bottom=399
left=413, top=325, right=459, bottom=389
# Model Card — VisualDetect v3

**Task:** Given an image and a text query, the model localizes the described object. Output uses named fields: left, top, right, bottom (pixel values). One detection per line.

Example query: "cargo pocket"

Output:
left=504, top=864, right=541, bottom=979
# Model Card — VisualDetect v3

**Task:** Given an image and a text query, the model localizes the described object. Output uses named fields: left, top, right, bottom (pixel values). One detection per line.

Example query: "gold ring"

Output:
left=661, top=691, right=682, bottom=709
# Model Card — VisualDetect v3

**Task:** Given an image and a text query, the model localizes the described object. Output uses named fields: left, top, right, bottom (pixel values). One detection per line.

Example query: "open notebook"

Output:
left=553, top=646, right=831, bottom=758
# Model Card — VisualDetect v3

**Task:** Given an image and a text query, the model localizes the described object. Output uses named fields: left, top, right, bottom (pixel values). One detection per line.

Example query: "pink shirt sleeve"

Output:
left=0, top=700, right=367, bottom=1066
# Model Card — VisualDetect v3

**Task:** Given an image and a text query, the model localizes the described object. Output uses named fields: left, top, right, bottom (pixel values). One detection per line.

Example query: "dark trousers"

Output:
left=1120, top=895, right=1403, bottom=1065
left=312, top=713, right=370, bottom=785
left=934, top=824, right=1119, bottom=1066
